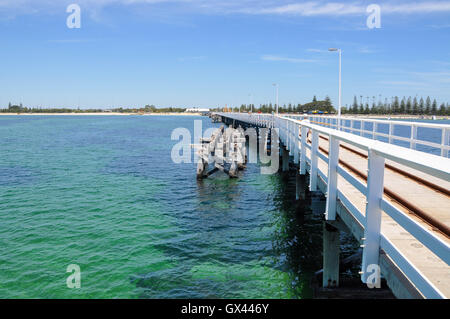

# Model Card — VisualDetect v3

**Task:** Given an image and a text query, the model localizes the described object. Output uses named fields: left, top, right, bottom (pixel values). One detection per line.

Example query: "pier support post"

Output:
left=282, top=146, right=290, bottom=172
left=323, top=222, right=340, bottom=288
left=296, top=170, right=306, bottom=200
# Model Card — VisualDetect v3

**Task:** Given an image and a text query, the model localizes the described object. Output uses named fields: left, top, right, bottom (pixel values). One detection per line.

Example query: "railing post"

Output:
left=373, top=122, right=377, bottom=141
left=441, top=128, right=450, bottom=158
left=388, top=123, right=393, bottom=144
left=286, top=120, right=289, bottom=150
left=411, top=124, right=418, bottom=150
left=288, top=121, right=291, bottom=153
left=291, top=121, right=298, bottom=156
left=310, top=131, right=319, bottom=191
left=294, top=124, right=299, bottom=164
left=361, top=148, right=385, bottom=284
left=300, top=126, right=307, bottom=175
left=325, top=136, right=340, bottom=220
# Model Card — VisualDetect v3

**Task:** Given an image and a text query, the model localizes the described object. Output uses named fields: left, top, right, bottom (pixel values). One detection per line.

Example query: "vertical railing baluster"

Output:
left=361, top=148, right=385, bottom=284
left=310, top=131, right=319, bottom=191
left=373, top=122, right=377, bottom=141
left=441, top=128, right=449, bottom=157
left=411, top=125, right=418, bottom=150
left=300, top=126, right=307, bottom=175
left=388, top=123, right=393, bottom=144
left=325, top=136, right=340, bottom=220
left=294, top=124, right=299, bottom=164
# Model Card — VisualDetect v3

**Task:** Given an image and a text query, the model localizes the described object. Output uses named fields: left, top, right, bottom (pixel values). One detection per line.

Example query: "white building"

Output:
left=185, top=107, right=210, bottom=113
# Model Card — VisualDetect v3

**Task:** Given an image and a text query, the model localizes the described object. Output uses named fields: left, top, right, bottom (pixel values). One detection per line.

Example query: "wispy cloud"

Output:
left=307, top=48, right=329, bottom=53
left=2, top=1, right=450, bottom=17
left=48, top=39, right=96, bottom=43
left=261, top=55, right=318, bottom=63
left=177, top=56, right=206, bottom=62
left=379, top=80, right=427, bottom=86
left=248, top=1, right=450, bottom=16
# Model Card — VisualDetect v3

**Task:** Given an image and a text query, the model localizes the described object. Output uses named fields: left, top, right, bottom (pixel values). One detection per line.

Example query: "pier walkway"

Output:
left=212, top=113, right=450, bottom=299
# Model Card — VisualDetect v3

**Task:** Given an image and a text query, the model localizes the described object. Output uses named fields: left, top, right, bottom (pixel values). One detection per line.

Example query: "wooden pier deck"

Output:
left=213, top=112, right=450, bottom=299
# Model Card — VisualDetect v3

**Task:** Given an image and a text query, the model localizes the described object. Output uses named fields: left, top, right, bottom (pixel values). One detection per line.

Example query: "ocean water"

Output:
left=0, top=115, right=351, bottom=299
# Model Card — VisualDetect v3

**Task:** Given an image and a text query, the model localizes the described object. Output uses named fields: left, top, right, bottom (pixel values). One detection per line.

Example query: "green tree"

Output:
left=406, top=97, right=412, bottom=114
left=439, top=103, right=446, bottom=115
left=425, top=97, right=431, bottom=115
left=419, top=97, right=425, bottom=114
left=432, top=99, right=438, bottom=114
left=352, top=96, right=358, bottom=114
left=393, top=97, right=400, bottom=114
left=412, top=97, right=419, bottom=114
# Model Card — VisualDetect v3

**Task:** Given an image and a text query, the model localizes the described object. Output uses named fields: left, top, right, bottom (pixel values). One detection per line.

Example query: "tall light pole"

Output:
left=272, top=83, right=279, bottom=114
left=329, top=48, right=342, bottom=130
left=249, top=94, right=253, bottom=113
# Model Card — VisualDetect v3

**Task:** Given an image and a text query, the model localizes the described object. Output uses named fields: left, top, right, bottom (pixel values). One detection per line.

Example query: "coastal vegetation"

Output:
left=2, top=95, right=449, bottom=115
left=212, top=95, right=450, bottom=115
left=0, top=104, right=187, bottom=114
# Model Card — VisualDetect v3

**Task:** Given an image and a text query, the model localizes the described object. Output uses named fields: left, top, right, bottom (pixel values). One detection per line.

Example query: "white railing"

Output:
left=215, top=112, right=450, bottom=299
left=286, top=115, right=450, bottom=158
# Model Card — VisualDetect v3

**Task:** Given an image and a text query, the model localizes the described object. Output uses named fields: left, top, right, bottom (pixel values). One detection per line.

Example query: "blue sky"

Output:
left=0, top=0, right=449, bottom=109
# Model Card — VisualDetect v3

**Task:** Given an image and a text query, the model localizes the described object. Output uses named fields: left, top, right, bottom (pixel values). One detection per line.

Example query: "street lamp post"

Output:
left=273, top=83, right=279, bottom=114
left=329, top=48, right=342, bottom=130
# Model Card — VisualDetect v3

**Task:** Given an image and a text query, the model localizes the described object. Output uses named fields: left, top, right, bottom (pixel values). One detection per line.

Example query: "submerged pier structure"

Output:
left=212, top=112, right=450, bottom=299
left=194, top=125, right=247, bottom=179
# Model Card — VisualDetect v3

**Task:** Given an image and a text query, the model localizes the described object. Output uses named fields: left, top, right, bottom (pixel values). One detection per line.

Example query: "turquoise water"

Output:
left=0, top=116, right=343, bottom=299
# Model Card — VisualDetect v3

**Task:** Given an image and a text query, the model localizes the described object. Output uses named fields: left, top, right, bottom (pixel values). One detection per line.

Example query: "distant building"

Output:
left=185, top=107, right=210, bottom=114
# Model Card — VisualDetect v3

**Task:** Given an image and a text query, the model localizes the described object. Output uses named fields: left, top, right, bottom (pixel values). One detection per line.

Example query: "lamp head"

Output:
left=328, top=48, right=339, bottom=52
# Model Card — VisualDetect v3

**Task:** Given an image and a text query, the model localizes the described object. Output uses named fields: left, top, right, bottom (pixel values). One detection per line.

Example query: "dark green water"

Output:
left=0, top=115, right=340, bottom=298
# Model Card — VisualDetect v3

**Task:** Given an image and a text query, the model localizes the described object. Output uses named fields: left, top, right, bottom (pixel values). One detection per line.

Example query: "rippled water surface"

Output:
left=0, top=115, right=348, bottom=298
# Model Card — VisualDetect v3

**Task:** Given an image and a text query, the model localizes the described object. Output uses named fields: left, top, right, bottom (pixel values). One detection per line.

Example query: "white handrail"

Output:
left=286, top=114, right=450, bottom=157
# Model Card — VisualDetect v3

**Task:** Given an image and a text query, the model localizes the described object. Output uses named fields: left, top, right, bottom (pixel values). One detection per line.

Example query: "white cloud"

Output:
left=307, top=48, right=329, bottom=53
left=379, top=80, right=427, bottom=86
left=249, top=1, right=450, bottom=16
left=261, top=55, right=317, bottom=63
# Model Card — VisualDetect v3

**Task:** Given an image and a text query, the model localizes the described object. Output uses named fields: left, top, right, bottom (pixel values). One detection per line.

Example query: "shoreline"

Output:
left=0, top=112, right=204, bottom=116
left=0, top=113, right=448, bottom=120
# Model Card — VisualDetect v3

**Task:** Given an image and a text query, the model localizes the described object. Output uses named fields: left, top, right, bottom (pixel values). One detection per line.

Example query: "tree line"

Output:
left=211, top=96, right=336, bottom=114
left=342, top=96, right=450, bottom=115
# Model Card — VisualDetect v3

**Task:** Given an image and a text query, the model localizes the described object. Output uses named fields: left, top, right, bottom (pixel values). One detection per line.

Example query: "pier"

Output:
left=212, top=112, right=450, bottom=299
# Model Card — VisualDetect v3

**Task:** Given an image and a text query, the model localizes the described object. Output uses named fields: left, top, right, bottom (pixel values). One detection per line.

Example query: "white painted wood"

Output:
left=325, top=136, right=340, bottom=221
left=361, top=149, right=385, bottom=284
left=300, top=126, right=307, bottom=175
left=310, top=131, right=319, bottom=191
